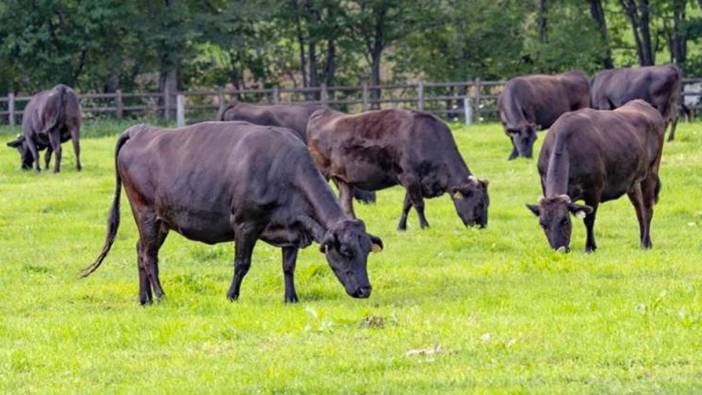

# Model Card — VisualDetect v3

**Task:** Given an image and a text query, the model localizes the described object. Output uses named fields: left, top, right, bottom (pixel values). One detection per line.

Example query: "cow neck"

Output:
left=447, top=152, right=473, bottom=187
left=544, top=142, right=570, bottom=197
left=294, top=169, right=346, bottom=232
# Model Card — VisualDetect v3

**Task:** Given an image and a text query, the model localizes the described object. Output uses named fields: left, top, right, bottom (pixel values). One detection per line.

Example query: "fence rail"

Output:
left=1, top=78, right=701, bottom=127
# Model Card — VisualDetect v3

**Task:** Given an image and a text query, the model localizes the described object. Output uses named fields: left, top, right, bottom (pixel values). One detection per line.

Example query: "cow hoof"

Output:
left=139, top=297, right=153, bottom=306
left=76, top=165, right=82, bottom=172
left=284, top=295, right=299, bottom=303
left=227, top=293, right=240, bottom=302
left=397, top=224, right=407, bottom=232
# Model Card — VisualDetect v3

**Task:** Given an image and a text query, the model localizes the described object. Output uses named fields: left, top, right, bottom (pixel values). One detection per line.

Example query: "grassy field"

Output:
left=1, top=119, right=702, bottom=394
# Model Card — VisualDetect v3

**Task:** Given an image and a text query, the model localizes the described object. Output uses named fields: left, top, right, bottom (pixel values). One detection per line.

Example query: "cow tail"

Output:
left=80, top=130, right=131, bottom=277
left=654, top=175, right=661, bottom=204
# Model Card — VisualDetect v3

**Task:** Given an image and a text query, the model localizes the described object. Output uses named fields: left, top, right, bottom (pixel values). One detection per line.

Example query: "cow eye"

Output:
left=560, top=218, right=569, bottom=226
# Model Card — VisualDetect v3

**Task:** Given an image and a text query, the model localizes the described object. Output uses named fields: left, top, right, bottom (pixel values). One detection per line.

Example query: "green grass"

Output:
left=1, top=120, right=702, bottom=394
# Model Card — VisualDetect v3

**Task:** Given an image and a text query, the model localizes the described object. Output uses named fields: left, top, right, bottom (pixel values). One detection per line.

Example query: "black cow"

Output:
left=526, top=100, right=665, bottom=252
left=307, top=108, right=489, bottom=231
left=218, top=101, right=376, bottom=204
left=591, top=64, right=682, bottom=141
left=498, top=71, right=590, bottom=160
left=6, top=84, right=81, bottom=172
left=82, top=122, right=383, bottom=304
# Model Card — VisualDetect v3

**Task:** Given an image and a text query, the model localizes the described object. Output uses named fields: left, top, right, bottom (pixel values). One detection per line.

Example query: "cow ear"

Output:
left=479, top=179, right=489, bottom=188
left=368, top=233, right=383, bottom=253
left=568, top=203, right=593, bottom=218
left=526, top=203, right=541, bottom=217
left=6, top=136, right=24, bottom=148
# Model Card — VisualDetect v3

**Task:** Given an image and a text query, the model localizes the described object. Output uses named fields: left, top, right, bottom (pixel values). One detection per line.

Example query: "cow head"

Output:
left=6, top=135, right=33, bottom=169
left=319, top=219, right=382, bottom=298
left=526, top=195, right=592, bottom=251
left=450, top=176, right=490, bottom=228
left=505, top=123, right=538, bottom=159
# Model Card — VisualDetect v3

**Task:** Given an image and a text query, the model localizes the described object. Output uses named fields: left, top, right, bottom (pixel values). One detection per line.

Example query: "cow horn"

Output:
left=558, top=194, right=571, bottom=202
left=468, top=175, right=478, bottom=184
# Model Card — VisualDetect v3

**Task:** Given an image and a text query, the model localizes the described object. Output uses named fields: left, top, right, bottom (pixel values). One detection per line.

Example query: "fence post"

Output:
left=164, top=87, right=173, bottom=121
left=320, top=83, right=328, bottom=106
left=272, top=87, right=280, bottom=104
left=417, top=81, right=424, bottom=111
left=362, top=83, right=369, bottom=111
left=8, top=93, right=15, bottom=126
left=115, top=89, right=123, bottom=120
left=473, top=78, right=481, bottom=123
left=463, top=96, right=472, bottom=126
left=217, top=88, right=225, bottom=116
left=176, top=94, right=185, bottom=127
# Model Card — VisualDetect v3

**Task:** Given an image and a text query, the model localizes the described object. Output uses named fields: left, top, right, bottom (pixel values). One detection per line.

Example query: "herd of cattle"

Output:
left=3, top=64, right=697, bottom=303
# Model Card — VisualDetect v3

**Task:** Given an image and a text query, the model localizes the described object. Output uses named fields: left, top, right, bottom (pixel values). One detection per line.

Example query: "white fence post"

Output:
left=362, top=83, right=369, bottom=111
left=217, top=88, right=225, bottom=116
left=417, top=81, right=424, bottom=111
left=463, top=96, right=472, bottom=125
left=176, top=94, right=185, bottom=127
left=8, top=93, right=15, bottom=126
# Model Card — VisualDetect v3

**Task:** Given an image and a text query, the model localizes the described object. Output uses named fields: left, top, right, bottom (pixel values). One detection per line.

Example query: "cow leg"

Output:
left=640, top=175, right=658, bottom=248
left=44, top=146, right=53, bottom=170
left=507, top=139, right=518, bottom=160
left=407, top=183, right=429, bottom=229
left=136, top=242, right=152, bottom=305
left=26, top=138, right=40, bottom=172
left=282, top=247, right=299, bottom=303
left=337, top=181, right=356, bottom=218
left=136, top=220, right=168, bottom=304
left=70, top=127, right=82, bottom=171
left=227, top=222, right=262, bottom=301
left=667, top=116, right=678, bottom=142
left=397, top=192, right=412, bottom=231
left=583, top=202, right=599, bottom=253
left=627, top=183, right=652, bottom=249
left=48, top=130, right=62, bottom=173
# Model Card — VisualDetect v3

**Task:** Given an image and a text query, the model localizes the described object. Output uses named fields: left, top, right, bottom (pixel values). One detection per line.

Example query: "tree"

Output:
left=619, top=0, right=655, bottom=66
left=588, top=0, right=614, bottom=68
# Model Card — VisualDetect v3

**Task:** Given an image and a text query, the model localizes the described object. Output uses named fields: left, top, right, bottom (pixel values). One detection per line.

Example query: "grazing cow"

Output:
left=218, top=100, right=376, bottom=204
left=82, top=122, right=383, bottom=304
left=307, top=108, right=489, bottom=230
left=591, top=64, right=682, bottom=141
left=681, top=82, right=702, bottom=122
left=526, top=100, right=665, bottom=252
left=497, top=71, right=590, bottom=160
left=6, top=84, right=81, bottom=172
left=218, top=101, right=322, bottom=142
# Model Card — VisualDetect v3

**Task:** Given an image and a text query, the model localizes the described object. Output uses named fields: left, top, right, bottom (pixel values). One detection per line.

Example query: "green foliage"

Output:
left=1, top=121, right=702, bottom=392
left=0, top=0, right=701, bottom=94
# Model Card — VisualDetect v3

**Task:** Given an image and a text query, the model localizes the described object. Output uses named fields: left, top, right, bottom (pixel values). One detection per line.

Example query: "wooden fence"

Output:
left=1, top=78, right=701, bottom=127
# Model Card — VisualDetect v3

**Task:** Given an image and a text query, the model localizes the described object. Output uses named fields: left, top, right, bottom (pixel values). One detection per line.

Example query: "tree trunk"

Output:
left=538, top=0, right=547, bottom=42
left=304, top=0, right=320, bottom=99
left=159, top=0, right=180, bottom=119
left=639, top=0, right=654, bottom=65
left=588, top=0, right=614, bottom=69
left=368, top=5, right=386, bottom=110
left=324, top=38, right=336, bottom=99
left=293, top=1, right=308, bottom=88
left=620, top=0, right=654, bottom=66
left=671, top=0, right=687, bottom=65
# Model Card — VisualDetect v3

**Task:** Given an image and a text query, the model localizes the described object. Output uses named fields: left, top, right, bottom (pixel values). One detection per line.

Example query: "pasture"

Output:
left=1, top=121, right=702, bottom=393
